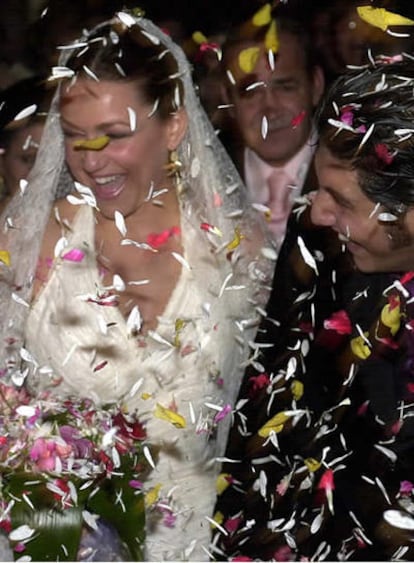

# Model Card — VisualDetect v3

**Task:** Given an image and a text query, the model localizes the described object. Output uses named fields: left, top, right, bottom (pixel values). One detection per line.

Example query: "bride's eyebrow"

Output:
left=60, top=116, right=131, bottom=129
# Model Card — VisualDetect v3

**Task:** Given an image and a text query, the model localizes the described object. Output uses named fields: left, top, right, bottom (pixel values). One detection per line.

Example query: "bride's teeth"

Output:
left=95, top=176, right=118, bottom=185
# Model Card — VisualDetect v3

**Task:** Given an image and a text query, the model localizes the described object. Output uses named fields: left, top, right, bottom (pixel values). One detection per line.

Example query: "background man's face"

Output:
left=226, top=32, right=323, bottom=166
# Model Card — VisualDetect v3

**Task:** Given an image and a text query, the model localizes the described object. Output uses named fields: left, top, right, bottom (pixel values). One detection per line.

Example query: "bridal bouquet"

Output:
left=0, top=381, right=150, bottom=561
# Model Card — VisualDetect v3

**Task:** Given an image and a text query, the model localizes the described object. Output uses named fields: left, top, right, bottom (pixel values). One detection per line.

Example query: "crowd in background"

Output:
left=1, top=0, right=414, bottom=190
left=2, top=0, right=414, bottom=83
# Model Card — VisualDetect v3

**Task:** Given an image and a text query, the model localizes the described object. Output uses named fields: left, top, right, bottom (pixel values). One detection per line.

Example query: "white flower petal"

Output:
left=114, top=210, right=127, bottom=237
left=9, top=525, right=35, bottom=542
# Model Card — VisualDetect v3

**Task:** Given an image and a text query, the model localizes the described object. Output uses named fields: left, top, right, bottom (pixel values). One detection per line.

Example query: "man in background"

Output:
left=220, top=6, right=324, bottom=247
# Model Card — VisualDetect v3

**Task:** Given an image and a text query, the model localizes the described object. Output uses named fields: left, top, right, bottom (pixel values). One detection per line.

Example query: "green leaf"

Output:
left=87, top=474, right=145, bottom=561
left=11, top=505, right=83, bottom=561
left=8, top=474, right=82, bottom=561
left=5, top=469, right=145, bottom=561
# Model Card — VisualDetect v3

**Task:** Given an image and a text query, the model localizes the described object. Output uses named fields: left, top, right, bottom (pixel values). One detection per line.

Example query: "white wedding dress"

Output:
left=24, top=204, right=269, bottom=561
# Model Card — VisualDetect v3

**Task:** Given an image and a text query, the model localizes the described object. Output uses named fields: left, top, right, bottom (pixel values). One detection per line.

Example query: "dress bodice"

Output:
left=25, top=204, right=264, bottom=560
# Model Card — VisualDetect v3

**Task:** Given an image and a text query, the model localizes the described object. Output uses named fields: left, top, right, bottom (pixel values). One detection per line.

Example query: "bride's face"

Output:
left=60, top=78, right=182, bottom=219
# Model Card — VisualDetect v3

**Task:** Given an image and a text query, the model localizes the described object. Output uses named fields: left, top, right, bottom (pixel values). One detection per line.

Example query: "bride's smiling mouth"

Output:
left=93, top=175, right=126, bottom=200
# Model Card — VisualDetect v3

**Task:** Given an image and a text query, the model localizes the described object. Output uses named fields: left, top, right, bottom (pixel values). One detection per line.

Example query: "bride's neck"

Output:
left=95, top=186, right=181, bottom=238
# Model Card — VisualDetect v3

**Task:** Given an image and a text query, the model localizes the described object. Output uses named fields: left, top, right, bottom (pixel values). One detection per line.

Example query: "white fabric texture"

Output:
left=25, top=204, right=259, bottom=560
left=0, top=11, right=276, bottom=562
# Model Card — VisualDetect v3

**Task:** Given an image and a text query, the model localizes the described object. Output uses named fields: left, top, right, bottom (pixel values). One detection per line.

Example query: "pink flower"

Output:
left=375, top=143, right=393, bottom=165
left=377, top=54, right=403, bottom=64
left=112, top=411, right=147, bottom=441
left=59, top=425, right=92, bottom=458
left=129, top=479, right=143, bottom=489
left=291, top=110, right=306, bottom=128
left=30, top=438, right=58, bottom=471
left=162, top=509, right=176, bottom=528
left=93, top=360, right=108, bottom=372
left=323, top=310, right=352, bottom=335
left=400, top=271, right=414, bottom=286
left=0, top=512, right=11, bottom=534
left=51, top=478, right=72, bottom=508
left=86, top=291, right=118, bottom=307
left=195, top=41, right=221, bottom=63
left=276, top=475, right=290, bottom=496
left=214, top=404, right=232, bottom=423
left=146, top=226, right=180, bottom=248
left=214, top=192, right=223, bottom=207
left=156, top=502, right=177, bottom=528
left=26, top=407, right=42, bottom=427
left=376, top=336, right=399, bottom=350
left=55, top=441, right=73, bottom=459
left=357, top=401, right=369, bottom=416
left=225, top=516, right=242, bottom=533
left=317, top=468, right=335, bottom=513
left=340, top=109, right=354, bottom=127
left=62, top=248, right=85, bottom=262
left=391, top=419, right=403, bottom=436
left=273, top=545, right=295, bottom=561
left=400, top=480, right=414, bottom=495
left=339, top=107, right=366, bottom=133
left=248, top=373, right=270, bottom=397
left=318, top=468, right=334, bottom=491
left=13, top=543, right=26, bottom=553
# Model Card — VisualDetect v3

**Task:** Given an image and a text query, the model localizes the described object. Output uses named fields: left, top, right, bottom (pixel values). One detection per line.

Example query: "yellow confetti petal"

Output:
left=258, top=411, right=290, bottom=437
left=380, top=299, right=401, bottom=335
left=174, top=318, right=188, bottom=348
left=145, top=483, right=161, bottom=507
left=131, top=7, right=145, bottom=18
left=291, top=380, right=304, bottom=401
left=216, top=473, right=232, bottom=495
left=154, top=403, right=186, bottom=428
left=350, top=333, right=371, bottom=360
left=193, top=30, right=208, bottom=44
left=212, top=511, right=224, bottom=526
left=304, top=457, right=322, bottom=472
left=238, top=47, right=260, bottom=74
left=175, top=318, right=186, bottom=332
left=0, top=251, right=11, bottom=267
left=141, top=392, right=152, bottom=400
left=252, top=3, right=272, bottom=27
left=226, top=227, right=245, bottom=251
left=357, top=6, right=414, bottom=32
left=73, top=135, right=110, bottom=150
left=265, top=19, right=279, bottom=53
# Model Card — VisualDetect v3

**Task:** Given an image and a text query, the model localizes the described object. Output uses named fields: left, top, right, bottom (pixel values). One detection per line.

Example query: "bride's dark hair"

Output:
left=64, top=18, right=184, bottom=120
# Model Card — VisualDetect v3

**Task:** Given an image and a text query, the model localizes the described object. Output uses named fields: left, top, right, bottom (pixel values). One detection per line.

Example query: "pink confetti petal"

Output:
left=214, top=404, right=232, bottom=423
left=62, top=248, right=85, bottom=262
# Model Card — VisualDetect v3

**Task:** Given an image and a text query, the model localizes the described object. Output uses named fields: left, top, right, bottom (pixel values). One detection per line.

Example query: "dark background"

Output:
left=138, top=0, right=319, bottom=34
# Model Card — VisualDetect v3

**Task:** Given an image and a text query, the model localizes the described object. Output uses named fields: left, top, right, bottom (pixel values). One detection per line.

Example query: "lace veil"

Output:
left=0, top=12, right=275, bottom=406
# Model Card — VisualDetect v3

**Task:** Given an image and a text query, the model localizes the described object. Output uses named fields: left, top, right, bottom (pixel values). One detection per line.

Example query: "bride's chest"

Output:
left=95, top=234, right=184, bottom=329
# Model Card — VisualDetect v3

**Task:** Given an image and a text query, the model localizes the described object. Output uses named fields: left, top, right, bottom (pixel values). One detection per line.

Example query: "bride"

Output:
left=0, top=10, right=275, bottom=561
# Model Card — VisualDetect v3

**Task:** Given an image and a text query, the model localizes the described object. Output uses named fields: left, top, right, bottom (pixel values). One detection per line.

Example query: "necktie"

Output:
left=266, top=169, right=292, bottom=241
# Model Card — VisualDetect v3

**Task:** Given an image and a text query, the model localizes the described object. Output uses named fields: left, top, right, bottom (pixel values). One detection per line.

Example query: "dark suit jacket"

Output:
left=212, top=202, right=414, bottom=561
